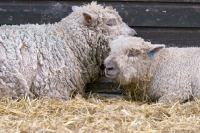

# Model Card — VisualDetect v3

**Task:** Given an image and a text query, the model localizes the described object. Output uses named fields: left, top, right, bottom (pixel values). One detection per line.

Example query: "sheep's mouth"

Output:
left=105, top=73, right=118, bottom=80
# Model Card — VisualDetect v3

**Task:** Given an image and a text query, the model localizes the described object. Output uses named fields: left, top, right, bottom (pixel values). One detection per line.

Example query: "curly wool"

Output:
left=104, top=36, right=200, bottom=104
left=0, top=2, right=135, bottom=100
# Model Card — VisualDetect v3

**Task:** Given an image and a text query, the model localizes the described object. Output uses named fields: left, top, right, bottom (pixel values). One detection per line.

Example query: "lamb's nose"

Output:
left=104, top=59, right=118, bottom=74
left=105, top=62, right=116, bottom=72
left=106, top=66, right=114, bottom=71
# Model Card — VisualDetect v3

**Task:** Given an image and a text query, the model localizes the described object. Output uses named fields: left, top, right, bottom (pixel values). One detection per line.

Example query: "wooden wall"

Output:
left=0, top=0, right=200, bottom=96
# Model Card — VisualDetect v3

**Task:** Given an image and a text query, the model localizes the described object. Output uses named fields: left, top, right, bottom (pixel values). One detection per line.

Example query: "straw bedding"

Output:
left=0, top=95, right=199, bottom=133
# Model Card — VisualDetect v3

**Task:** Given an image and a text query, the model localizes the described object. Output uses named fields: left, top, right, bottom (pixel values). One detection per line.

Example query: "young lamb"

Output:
left=0, top=2, right=136, bottom=100
left=104, top=36, right=200, bottom=104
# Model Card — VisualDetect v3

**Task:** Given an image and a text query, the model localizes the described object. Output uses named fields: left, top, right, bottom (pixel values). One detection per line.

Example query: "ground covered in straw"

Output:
left=0, top=95, right=199, bottom=133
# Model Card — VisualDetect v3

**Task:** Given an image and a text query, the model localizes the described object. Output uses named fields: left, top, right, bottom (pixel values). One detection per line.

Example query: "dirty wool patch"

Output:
left=0, top=96, right=199, bottom=133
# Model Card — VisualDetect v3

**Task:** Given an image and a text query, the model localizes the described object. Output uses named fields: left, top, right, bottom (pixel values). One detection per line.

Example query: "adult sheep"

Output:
left=0, top=2, right=136, bottom=100
left=104, top=36, right=200, bottom=104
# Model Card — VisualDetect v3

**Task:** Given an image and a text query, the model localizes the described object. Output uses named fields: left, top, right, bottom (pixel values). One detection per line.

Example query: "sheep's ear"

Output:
left=83, top=12, right=93, bottom=25
left=148, top=44, right=165, bottom=56
left=72, top=6, right=79, bottom=12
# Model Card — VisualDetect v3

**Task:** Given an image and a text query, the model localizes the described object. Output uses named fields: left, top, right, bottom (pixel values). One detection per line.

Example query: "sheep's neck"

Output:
left=56, top=22, right=108, bottom=83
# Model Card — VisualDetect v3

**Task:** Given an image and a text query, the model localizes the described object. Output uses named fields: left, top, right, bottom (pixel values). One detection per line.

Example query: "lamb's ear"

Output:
left=148, top=44, right=165, bottom=56
left=82, top=12, right=93, bottom=25
left=72, top=6, right=79, bottom=12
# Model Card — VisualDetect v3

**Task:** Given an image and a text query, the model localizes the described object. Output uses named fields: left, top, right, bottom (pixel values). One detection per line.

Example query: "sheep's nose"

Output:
left=130, top=29, right=137, bottom=36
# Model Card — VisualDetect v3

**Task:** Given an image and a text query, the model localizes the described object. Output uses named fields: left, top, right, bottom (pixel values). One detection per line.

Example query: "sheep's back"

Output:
left=148, top=47, right=200, bottom=99
left=0, top=24, right=78, bottom=99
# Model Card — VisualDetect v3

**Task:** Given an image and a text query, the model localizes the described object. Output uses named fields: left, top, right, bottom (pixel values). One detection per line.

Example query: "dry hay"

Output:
left=0, top=95, right=199, bottom=133
left=124, top=67, right=152, bottom=102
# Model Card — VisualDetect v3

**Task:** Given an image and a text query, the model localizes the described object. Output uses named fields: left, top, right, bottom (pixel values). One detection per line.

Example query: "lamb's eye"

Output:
left=128, top=50, right=139, bottom=57
left=106, top=18, right=117, bottom=26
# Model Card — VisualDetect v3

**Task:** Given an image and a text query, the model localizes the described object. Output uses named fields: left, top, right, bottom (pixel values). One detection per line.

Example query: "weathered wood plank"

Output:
left=0, top=2, right=73, bottom=25
left=86, top=83, right=124, bottom=93
left=113, top=2, right=200, bottom=27
left=134, top=27, right=200, bottom=47
left=93, top=0, right=200, bottom=2
left=98, top=0, right=200, bottom=2
left=0, top=1, right=200, bottom=28
left=86, top=76, right=124, bottom=93
left=5, top=0, right=200, bottom=3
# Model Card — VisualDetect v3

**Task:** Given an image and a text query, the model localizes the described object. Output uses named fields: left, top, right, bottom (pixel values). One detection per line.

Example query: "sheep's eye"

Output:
left=128, top=51, right=139, bottom=57
left=106, top=18, right=117, bottom=26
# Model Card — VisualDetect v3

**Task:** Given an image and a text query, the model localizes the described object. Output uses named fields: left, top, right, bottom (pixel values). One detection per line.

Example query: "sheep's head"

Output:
left=71, top=2, right=136, bottom=39
left=104, top=36, right=165, bottom=85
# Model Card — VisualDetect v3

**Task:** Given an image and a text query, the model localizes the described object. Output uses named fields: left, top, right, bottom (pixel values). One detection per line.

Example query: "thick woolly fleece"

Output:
left=0, top=2, right=135, bottom=100
left=104, top=36, right=200, bottom=104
